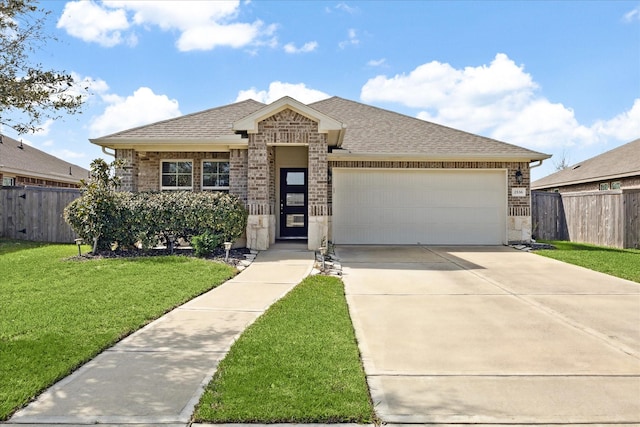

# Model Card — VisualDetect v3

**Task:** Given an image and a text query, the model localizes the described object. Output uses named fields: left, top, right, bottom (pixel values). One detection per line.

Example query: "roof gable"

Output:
left=233, top=96, right=344, bottom=134
left=532, top=138, right=640, bottom=189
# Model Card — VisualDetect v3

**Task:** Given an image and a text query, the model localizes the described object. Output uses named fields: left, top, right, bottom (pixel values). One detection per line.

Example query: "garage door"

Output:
left=332, top=169, right=507, bottom=245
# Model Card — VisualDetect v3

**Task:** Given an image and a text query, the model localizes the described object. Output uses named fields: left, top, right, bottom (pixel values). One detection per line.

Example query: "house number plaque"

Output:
left=512, top=188, right=527, bottom=197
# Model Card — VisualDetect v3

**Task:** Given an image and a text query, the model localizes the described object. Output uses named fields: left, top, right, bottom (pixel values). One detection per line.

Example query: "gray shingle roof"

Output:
left=532, top=138, right=640, bottom=189
left=0, top=134, right=89, bottom=184
left=311, top=97, right=548, bottom=159
left=92, top=95, right=549, bottom=161
left=94, top=99, right=265, bottom=140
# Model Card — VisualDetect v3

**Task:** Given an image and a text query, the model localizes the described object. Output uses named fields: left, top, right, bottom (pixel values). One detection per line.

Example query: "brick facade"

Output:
left=229, top=149, right=248, bottom=203
left=540, top=176, right=640, bottom=193
left=130, top=151, right=230, bottom=192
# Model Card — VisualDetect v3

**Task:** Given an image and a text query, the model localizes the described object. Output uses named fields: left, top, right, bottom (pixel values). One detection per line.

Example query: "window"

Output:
left=2, top=177, right=15, bottom=186
left=611, top=181, right=621, bottom=190
left=599, top=182, right=610, bottom=191
left=202, top=160, right=230, bottom=190
left=161, top=160, right=192, bottom=189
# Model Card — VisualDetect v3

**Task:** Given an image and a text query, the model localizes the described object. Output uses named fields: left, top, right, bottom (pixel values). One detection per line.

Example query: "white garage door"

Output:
left=332, top=169, right=507, bottom=245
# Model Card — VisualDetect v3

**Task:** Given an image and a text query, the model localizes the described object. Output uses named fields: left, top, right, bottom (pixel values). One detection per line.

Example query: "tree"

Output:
left=553, top=149, right=571, bottom=171
left=0, top=0, right=83, bottom=134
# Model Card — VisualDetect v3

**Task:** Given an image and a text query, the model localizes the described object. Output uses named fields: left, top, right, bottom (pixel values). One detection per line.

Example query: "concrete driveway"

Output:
left=337, top=245, right=640, bottom=424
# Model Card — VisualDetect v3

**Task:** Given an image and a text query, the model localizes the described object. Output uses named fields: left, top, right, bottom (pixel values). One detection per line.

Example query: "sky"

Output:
left=2, top=0, right=639, bottom=181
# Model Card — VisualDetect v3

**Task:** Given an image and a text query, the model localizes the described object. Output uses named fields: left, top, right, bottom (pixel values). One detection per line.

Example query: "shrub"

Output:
left=192, top=231, right=224, bottom=257
left=65, top=163, right=248, bottom=253
left=64, top=159, right=124, bottom=252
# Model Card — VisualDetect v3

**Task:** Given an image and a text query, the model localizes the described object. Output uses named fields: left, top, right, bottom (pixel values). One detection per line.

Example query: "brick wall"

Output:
left=115, top=149, right=138, bottom=192
left=544, top=176, right=640, bottom=193
left=136, top=151, right=230, bottom=192
left=229, top=149, right=248, bottom=203
left=247, top=109, right=325, bottom=216
left=12, top=176, right=79, bottom=188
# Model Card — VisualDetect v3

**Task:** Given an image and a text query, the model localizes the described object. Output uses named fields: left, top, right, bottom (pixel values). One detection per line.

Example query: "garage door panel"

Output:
left=333, top=169, right=506, bottom=245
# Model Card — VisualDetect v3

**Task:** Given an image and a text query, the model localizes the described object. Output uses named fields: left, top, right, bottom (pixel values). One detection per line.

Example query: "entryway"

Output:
left=279, top=168, right=308, bottom=238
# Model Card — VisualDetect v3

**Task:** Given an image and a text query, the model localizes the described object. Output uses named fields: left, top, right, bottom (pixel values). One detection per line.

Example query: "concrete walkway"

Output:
left=8, top=243, right=314, bottom=426
left=338, top=245, right=640, bottom=425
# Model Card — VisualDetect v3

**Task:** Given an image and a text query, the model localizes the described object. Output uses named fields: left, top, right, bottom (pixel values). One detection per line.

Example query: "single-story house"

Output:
left=91, top=96, right=550, bottom=250
left=0, top=133, right=89, bottom=188
left=532, top=137, right=640, bottom=193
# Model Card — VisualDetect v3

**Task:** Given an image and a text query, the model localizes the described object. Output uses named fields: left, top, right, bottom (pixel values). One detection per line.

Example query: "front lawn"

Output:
left=0, top=239, right=236, bottom=420
left=536, top=240, right=640, bottom=283
left=194, top=275, right=375, bottom=423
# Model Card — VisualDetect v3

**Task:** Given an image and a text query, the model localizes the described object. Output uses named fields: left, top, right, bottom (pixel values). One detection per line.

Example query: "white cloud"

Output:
left=367, top=58, right=386, bottom=67
left=31, top=119, right=55, bottom=136
left=339, top=28, right=359, bottom=49
left=284, top=41, right=318, bottom=54
left=57, top=0, right=276, bottom=52
left=361, top=53, right=640, bottom=153
left=623, top=5, right=640, bottom=22
left=235, top=81, right=330, bottom=104
left=57, top=1, right=130, bottom=47
left=51, top=148, right=86, bottom=160
left=335, top=3, right=358, bottom=14
left=89, top=87, right=181, bottom=137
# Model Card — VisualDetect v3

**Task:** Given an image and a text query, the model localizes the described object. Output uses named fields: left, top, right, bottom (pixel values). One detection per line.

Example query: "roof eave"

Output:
left=532, top=169, right=640, bottom=189
left=328, top=151, right=551, bottom=162
left=0, top=166, right=85, bottom=184
left=90, top=136, right=249, bottom=151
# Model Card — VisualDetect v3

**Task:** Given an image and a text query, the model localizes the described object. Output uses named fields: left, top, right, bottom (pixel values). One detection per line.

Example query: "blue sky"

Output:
left=4, top=0, right=639, bottom=180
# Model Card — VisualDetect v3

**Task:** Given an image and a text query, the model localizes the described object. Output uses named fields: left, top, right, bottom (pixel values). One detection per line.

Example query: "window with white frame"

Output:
left=599, top=182, right=610, bottom=191
left=611, top=181, right=621, bottom=190
left=161, top=160, right=193, bottom=189
left=2, top=176, right=16, bottom=186
left=202, top=160, right=230, bottom=190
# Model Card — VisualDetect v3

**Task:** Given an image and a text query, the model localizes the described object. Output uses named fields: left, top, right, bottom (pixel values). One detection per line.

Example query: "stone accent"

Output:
left=246, top=214, right=274, bottom=250
left=115, top=149, right=139, bottom=192
left=308, top=215, right=329, bottom=250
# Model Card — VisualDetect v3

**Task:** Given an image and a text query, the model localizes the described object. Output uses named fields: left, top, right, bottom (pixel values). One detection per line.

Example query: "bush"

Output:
left=192, top=231, right=224, bottom=257
left=64, top=163, right=248, bottom=254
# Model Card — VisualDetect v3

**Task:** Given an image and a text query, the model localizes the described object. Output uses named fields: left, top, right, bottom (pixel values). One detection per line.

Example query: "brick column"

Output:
left=307, top=133, right=329, bottom=250
left=246, top=136, right=273, bottom=249
left=115, top=149, right=138, bottom=192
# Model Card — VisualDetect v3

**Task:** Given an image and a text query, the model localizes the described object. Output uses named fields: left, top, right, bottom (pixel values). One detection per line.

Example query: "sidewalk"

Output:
left=8, top=243, right=314, bottom=426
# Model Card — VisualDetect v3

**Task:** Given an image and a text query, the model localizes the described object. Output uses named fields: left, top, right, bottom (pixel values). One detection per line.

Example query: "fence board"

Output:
left=0, top=186, right=81, bottom=243
left=532, top=189, right=639, bottom=249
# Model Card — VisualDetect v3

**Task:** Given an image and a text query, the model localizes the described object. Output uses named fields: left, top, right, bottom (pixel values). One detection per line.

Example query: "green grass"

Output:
left=0, top=239, right=236, bottom=420
left=537, top=240, right=640, bottom=283
left=194, top=275, right=375, bottom=424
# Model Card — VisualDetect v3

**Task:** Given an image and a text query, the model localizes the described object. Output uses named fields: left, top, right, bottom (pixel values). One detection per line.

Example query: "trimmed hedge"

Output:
left=65, top=190, right=247, bottom=252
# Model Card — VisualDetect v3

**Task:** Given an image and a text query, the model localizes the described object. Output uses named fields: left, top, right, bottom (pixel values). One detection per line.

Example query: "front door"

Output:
left=279, top=168, right=308, bottom=238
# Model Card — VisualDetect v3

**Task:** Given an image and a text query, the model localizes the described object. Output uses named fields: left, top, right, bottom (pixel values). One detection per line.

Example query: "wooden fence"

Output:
left=532, top=189, right=640, bottom=249
left=0, top=186, right=81, bottom=243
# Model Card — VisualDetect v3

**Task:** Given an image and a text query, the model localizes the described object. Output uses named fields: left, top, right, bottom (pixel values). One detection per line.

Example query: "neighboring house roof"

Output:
left=92, top=96, right=550, bottom=162
left=532, top=138, right=640, bottom=189
left=0, top=134, right=89, bottom=185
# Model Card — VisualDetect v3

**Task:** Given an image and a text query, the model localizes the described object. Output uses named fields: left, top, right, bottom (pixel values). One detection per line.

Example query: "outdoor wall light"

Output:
left=515, top=168, right=523, bottom=185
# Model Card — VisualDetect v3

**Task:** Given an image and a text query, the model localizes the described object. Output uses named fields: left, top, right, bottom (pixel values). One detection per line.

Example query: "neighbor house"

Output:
left=91, top=96, right=550, bottom=250
left=531, top=138, right=639, bottom=249
left=0, top=133, right=89, bottom=188
left=532, top=138, right=640, bottom=193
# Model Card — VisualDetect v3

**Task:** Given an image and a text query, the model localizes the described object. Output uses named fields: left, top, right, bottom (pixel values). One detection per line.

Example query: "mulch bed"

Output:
left=68, top=246, right=252, bottom=266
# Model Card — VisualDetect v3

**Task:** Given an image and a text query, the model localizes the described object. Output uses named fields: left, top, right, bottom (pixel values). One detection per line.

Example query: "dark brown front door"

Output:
left=279, top=168, right=307, bottom=238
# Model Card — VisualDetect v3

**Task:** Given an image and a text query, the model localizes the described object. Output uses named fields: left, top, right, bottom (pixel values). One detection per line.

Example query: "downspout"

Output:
left=529, top=159, right=543, bottom=169
left=102, top=146, right=115, bottom=157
